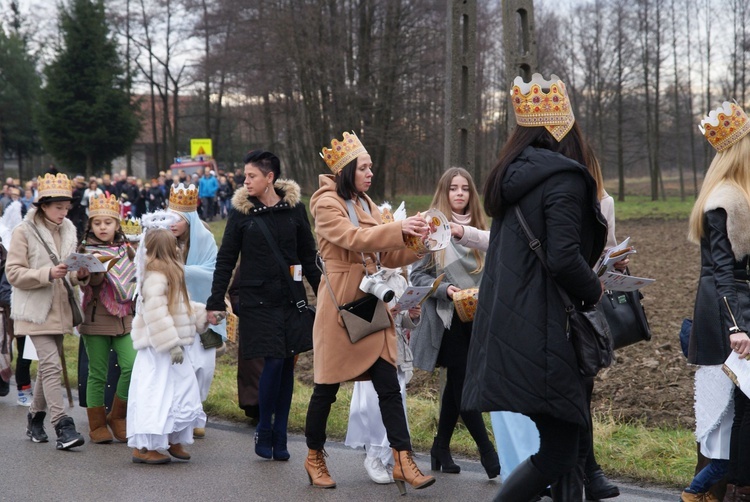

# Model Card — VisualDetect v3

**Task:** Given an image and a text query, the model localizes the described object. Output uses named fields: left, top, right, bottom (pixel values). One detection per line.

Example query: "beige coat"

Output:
left=6, top=208, right=83, bottom=336
left=310, top=175, right=418, bottom=384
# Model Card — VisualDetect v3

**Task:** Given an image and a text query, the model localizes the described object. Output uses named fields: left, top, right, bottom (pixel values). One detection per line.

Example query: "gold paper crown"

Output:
left=88, top=194, right=120, bottom=219
left=37, top=173, right=73, bottom=200
left=121, top=218, right=142, bottom=240
left=510, top=73, right=575, bottom=142
left=168, top=183, right=198, bottom=212
left=320, top=131, right=368, bottom=174
left=699, top=101, right=750, bottom=152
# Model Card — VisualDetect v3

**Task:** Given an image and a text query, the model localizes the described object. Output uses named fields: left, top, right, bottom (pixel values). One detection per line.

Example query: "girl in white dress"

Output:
left=127, top=227, right=209, bottom=464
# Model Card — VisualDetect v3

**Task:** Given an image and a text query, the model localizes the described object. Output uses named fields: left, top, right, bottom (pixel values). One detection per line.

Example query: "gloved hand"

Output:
left=170, top=345, right=184, bottom=365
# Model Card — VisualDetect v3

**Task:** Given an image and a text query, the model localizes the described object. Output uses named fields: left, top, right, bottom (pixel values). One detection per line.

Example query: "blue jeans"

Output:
left=687, top=459, right=729, bottom=493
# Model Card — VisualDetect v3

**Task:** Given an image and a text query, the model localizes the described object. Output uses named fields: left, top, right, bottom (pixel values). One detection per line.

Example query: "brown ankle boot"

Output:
left=304, top=449, right=336, bottom=489
left=132, top=448, right=171, bottom=464
left=168, top=443, right=191, bottom=460
left=392, top=448, right=436, bottom=495
left=106, top=395, right=127, bottom=442
left=86, top=406, right=113, bottom=444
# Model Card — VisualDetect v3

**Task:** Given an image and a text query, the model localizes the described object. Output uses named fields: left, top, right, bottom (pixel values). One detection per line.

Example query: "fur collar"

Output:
left=231, top=178, right=301, bottom=215
left=705, top=182, right=750, bottom=259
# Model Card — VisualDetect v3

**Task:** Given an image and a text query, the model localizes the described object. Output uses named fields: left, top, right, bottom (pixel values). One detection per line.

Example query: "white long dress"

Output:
left=127, top=347, right=206, bottom=451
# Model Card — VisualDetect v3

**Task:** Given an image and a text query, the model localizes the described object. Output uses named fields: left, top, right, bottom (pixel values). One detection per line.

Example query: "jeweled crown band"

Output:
left=510, top=73, right=576, bottom=142
left=699, top=101, right=750, bottom=152
left=37, top=173, right=73, bottom=200
left=320, top=131, right=368, bottom=174
left=88, top=194, right=120, bottom=219
left=168, top=183, right=198, bottom=212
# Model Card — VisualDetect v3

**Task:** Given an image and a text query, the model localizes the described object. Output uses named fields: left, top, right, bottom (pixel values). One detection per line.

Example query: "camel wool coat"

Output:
left=310, top=175, right=418, bottom=384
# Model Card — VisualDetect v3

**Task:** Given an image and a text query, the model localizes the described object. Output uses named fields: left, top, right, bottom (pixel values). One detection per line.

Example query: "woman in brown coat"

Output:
left=304, top=131, right=434, bottom=495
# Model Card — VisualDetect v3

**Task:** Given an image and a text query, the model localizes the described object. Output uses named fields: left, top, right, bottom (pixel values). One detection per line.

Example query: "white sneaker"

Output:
left=17, top=388, right=32, bottom=406
left=364, top=455, right=393, bottom=484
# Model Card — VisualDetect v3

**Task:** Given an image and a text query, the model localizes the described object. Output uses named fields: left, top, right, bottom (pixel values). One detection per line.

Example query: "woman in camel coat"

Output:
left=303, top=131, right=434, bottom=496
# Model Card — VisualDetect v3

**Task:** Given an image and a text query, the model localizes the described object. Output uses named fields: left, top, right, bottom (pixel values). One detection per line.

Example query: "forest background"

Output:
left=5, top=0, right=750, bottom=488
left=2, top=0, right=749, bottom=200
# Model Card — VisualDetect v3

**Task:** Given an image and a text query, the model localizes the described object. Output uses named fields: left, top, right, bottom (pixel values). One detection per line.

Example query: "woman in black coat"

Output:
left=462, top=74, right=606, bottom=501
left=686, top=102, right=750, bottom=499
left=206, top=150, right=320, bottom=462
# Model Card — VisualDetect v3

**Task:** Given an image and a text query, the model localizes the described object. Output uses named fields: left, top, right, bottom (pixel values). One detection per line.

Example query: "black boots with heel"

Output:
left=430, top=436, right=460, bottom=473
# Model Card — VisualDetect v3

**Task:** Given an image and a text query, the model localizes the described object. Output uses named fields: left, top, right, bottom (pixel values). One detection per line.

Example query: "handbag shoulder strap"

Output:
left=316, top=253, right=342, bottom=311
left=344, top=199, right=381, bottom=272
left=25, top=221, right=77, bottom=298
left=254, top=216, right=309, bottom=311
left=513, top=206, right=574, bottom=312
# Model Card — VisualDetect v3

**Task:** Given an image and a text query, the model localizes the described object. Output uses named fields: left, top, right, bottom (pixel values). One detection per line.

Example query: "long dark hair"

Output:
left=335, top=158, right=360, bottom=200
left=483, top=123, right=594, bottom=217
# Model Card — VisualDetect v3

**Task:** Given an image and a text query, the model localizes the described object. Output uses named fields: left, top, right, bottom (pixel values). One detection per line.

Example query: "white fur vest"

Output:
left=10, top=208, right=78, bottom=324
left=704, top=183, right=750, bottom=260
left=130, top=270, right=209, bottom=353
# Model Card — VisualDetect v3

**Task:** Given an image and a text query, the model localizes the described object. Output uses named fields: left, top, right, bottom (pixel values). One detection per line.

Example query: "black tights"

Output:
left=729, top=386, right=750, bottom=485
left=437, top=363, right=494, bottom=454
left=530, top=414, right=589, bottom=483
left=305, top=357, right=411, bottom=451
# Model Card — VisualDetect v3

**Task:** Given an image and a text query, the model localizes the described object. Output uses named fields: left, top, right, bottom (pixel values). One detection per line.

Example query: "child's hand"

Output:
left=49, top=263, right=68, bottom=280
left=169, top=346, right=184, bottom=365
left=77, top=267, right=90, bottom=280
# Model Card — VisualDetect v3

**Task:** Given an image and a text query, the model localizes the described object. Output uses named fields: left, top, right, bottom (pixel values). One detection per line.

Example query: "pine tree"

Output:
left=39, top=0, right=139, bottom=176
left=0, top=21, right=42, bottom=180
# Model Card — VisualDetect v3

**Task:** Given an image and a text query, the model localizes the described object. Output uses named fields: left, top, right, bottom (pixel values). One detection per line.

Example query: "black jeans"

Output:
left=583, top=376, right=601, bottom=475
left=305, top=357, right=411, bottom=451
left=729, top=386, right=750, bottom=485
left=529, top=413, right=589, bottom=483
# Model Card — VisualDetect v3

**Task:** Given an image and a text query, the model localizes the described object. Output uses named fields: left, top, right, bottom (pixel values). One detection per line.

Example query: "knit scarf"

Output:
left=436, top=211, right=483, bottom=328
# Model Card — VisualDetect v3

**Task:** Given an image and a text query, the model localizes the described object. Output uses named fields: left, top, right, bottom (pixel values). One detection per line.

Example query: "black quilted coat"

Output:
left=206, top=180, right=321, bottom=359
left=462, top=146, right=607, bottom=428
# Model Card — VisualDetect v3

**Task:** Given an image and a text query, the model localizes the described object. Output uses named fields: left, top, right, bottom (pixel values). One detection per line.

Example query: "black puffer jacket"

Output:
left=462, top=146, right=606, bottom=428
left=206, top=180, right=321, bottom=359
left=689, top=183, right=750, bottom=365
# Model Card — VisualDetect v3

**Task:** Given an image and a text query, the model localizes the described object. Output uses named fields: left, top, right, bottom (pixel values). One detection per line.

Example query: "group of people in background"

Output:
left=2, top=67, right=750, bottom=502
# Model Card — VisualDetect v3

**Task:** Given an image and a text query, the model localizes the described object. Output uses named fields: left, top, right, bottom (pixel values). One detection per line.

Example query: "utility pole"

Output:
left=503, top=0, right=538, bottom=133
left=444, top=0, right=477, bottom=176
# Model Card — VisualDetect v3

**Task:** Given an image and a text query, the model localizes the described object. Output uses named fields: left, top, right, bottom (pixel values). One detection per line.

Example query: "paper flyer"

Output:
left=63, top=253, right=109, bottom=273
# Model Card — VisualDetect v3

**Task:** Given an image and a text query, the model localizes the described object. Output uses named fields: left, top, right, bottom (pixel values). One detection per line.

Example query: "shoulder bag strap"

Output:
left=254, top=217, right=309, bottom=312
left=513, top=206, right=575, bottom=313
left=344, top=199, right=381, bottom=273
left=316, top=253, right=342, bottom=311
left=25, top=221, right=78, bottom=301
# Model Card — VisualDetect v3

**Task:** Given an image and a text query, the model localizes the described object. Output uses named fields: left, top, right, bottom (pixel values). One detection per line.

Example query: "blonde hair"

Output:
left=144, top=228, right=192, bottom=315
left=587, top=155, right=606, bottom=201
left=430, top=167, right=488, bottom=273
left=689, top=134, right=750, bottom=243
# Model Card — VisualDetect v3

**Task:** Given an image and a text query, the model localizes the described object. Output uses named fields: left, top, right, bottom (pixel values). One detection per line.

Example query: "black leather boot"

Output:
left=493, top=458, right=550, bottom=502
left=584, top=468, right=620, bottom=499
left=551, top=463, right=584, bottom=502
left=430, top=436, right=460, bottom=473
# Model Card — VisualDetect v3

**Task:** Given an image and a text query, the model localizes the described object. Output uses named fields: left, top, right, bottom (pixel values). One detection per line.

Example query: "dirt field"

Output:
left=296, top=217, right=699, bottom=430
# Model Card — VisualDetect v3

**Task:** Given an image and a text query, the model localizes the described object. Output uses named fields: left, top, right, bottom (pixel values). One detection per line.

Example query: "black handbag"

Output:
left=514, top=206, right=613, bottom=377
left=596, top=283, right=651, bottom=350
left=255, top=217, right=315, bottom=351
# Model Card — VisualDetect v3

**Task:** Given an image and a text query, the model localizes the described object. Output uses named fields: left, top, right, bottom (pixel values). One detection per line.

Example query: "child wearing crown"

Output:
left=77, top=194, right=137, bottom=445
left=127, top=223, right=209, bottom=464
left=167, top=183, right=226, bottom=439
left=6, top=173, right=88, bottom=450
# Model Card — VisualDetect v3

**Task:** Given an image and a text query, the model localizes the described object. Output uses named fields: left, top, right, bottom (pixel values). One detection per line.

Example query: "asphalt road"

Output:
left=0, top=392, right=682, bottom=501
